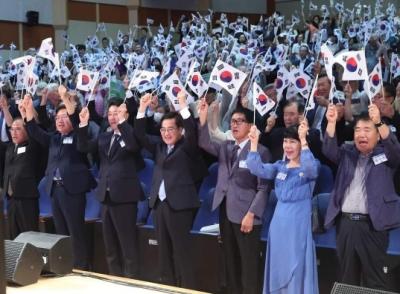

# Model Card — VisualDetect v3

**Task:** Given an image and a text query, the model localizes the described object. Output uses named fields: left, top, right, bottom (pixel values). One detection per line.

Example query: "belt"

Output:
left=342, top=212, right=370, bottom=221
left=53, top=179, right=64, bottom=186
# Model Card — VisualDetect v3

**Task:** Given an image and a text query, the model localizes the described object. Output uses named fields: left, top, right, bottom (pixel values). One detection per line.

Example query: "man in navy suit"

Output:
left=135, top=92, right=200, bottom=289
left=76, top=100, right=144, bottom=278
left=323, top=103, right=400, bottom=290
left=23, top=91, right=96, bottom=270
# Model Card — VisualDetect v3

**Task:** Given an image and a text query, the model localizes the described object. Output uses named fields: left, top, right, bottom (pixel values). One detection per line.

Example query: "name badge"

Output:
left=17, top=147, right=26, bottom=154
left=372, top=153, right=388, bottom=165
left=238, top=160, right=247, bottom=169
left=119, top=140, right=126, bottom=148
left=63, top=137, right=73, bottom=144
left=390, top=125, right=397, bottom=133
left=277, top=172, right=287, bottom=180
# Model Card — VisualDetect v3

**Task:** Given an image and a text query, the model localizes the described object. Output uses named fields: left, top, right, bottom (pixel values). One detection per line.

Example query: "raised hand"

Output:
left=139, top=93, right=152, bottom=113
left=248, top=125, right=260, bottom=152
left=326, top=104, right=337, bottom=123
left=0, top=95, right=8, bottom=111
left=298, top=119, right=309, bottom=145
left=118, top=103, right=129, bottom=122
left=265, top=115, right=276, bottom=133
left=79, top=107, right=90, bottom=125
left=58, top=84, right=68, bottom=99
left=368, top=103, right=381, bottom=125
left=343, top=82, right=353, bottom=100
left=177, top=91, right=187, bottom=109
left=197, top=98, right=209, bottom=126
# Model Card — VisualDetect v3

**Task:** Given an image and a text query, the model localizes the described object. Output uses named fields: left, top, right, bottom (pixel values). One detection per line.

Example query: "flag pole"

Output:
left=304, top=74, right=319, bottom=118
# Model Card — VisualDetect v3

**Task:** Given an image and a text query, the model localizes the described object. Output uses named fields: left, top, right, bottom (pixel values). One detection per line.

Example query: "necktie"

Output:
left=108, top=134, right=120, bottom=157
left=159, top=145, right=174, bottom=201
left=230, top=144, right=240, bottom=168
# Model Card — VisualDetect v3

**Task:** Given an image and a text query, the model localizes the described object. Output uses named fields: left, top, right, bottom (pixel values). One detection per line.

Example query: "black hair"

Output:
left=160, top=111, right=184, bottom=129
left=354, top=112, right=376, bottom=129
left=231, top=107, right=254, bottom=123
left=107, top=99, right=122, bottom=110
left=283, top=125, right=300, bottom=141
left=383, top=82, right=396, bottom=101
left=55, top=104, right=67, bottom=114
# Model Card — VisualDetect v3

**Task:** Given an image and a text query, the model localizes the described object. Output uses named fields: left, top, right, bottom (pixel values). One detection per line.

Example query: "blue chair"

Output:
left=85, top=189, right=101, bottom=221
left=137, top=197, right=150, bottom=225
left=260, top=190, right=277, bottom=241
left=313, top=193, right=336, bottom=249
left=142, top=209, right=155, bottom=228
left=138, top=158, right=154, bottom=197
left=313, top=165, right=334, bottom=195
left=38, top=177, right=52, bottom=217
left=387, top=228, right=400, bottom=255
left=191, top=188, right=219, bottom=233
left=198, top=162, right=219, bottom=201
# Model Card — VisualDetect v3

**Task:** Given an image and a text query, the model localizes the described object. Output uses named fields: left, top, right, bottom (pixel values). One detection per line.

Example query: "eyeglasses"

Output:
left=230, top=118, right=247, bottom=126
left=160, top=127, right=177, bottom=134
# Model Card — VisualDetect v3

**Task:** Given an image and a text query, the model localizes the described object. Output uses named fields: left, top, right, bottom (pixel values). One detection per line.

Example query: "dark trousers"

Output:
left=219, top=201, right=262, bottom=294
left=336, top=215, right=391, bottom=290
left=51, top=184, right=89, bottom=270
left=101, top=200, right=139, bottom=278
left=6, top=196, right=39, bottom=240
left=154, top=200, right=196, bottom=289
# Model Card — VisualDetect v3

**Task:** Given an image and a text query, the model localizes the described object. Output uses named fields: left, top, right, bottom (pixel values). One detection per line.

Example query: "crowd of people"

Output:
left=1, top=1, right=400, bottom=293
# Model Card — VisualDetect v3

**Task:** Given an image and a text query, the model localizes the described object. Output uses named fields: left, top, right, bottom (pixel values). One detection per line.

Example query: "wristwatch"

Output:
left=375, top=121, right=385, bottom=128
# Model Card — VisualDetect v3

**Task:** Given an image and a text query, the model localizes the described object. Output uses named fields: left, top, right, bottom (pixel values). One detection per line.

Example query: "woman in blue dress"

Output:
left=246, top=120, right=320, bottom=294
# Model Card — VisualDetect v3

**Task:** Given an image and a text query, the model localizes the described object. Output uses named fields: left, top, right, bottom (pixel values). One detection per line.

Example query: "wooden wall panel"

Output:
left=0, top=22, right=19, bottom=49
left=138, top=7, right=168, bottom=26
left=22, top=25, right=54, bottom=50
left=99, top=4, right=128, bottom=24
left=68, top=0, right=96, bottom=22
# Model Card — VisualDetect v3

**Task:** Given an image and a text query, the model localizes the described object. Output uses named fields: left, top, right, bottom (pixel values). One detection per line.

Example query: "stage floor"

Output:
left=7, top=271, right=210, bottom=294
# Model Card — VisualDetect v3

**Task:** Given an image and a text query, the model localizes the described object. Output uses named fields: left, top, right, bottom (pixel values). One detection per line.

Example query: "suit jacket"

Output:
left=134, top=114, right=201, bottom=210
left=2, top=139, right=42, bottom=198
left=25, top=114, right=96, bottom=196
left=198, top=124, right=271, bottom=225
left=77, top=121, right=145, bottom=203
left=322, top=132, right=400, bottom=231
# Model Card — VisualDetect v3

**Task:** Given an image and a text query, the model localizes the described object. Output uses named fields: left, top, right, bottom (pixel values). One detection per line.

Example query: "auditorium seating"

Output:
left=313, top=193, right=336, bottom=249
left=191, top=188, right=219, bottom=233
left=313, top=164, right=334, bottom=195
left=260, top=190, right=277, bottom=241
left=38, top=177, right=52, bottom=218
left=198, top=162, right=219, bottom=201
left=85, top=189, right=101, bottom=221
left=138, top=158, right=154, bottom=197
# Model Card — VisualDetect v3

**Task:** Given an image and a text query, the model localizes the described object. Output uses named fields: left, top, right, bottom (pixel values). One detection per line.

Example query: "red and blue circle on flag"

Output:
left=275, top=78, right=283, bottom=89
left=296, top=77, right=307, bottom=89
left=82, top=75, right=90, bottom=85
left=346, top=57, right=358, bottom=72
left=220, top=70, right=233, bottom=83
left=371, top=74, right=380, bottom=86
left=191, top=74, right=199, bottom=86
left=257, top=94, right=268, bottom=106
left=172, top=86, right=181, bottom=97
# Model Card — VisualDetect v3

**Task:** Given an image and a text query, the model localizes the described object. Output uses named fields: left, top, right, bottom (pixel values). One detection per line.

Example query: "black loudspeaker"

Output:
left=14, top=232, right=73, bottom=275
left=331, top=282, right=398, bottom=294
left=4, top=240, right=44, bottom=286
left=26, top=11, right=39, bottom=26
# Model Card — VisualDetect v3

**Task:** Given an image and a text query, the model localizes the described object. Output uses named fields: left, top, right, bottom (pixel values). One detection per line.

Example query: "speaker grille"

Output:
left=4, top=240, right=24, bottom=280
left=331, top=282, right=398, bottom=294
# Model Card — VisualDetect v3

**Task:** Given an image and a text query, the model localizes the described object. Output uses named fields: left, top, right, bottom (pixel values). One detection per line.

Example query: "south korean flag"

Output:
left=129, top=70, right=160, bottom=93
left=334, top=50, right=368, bottom=81
left=364, top=62, right=383, bottom=99
left=76, top=69, right=99, bottom=92
left=290, top=69, right=312, bottom=99
left=209, top=59, right=247, bottom=97
left=186, top=61, right=208, bottom=97
left=252, top=82, right=275, bottom=116
left=161, top=73, right=194, bottom=111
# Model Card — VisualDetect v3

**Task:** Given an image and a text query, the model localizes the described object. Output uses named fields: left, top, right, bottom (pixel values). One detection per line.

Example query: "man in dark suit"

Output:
left=76, top=100, right=144, bottom=278
left=2, top=116, right=42, bottom=239
left=260, top=100, right=323, bottom=162
left=198, top=100, right=271, bottom=294
left=323, top=103, right=400, bottom=291
left=135, top=92, right=200, bottom=289
left=23, top=92, right=96, bottom=270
